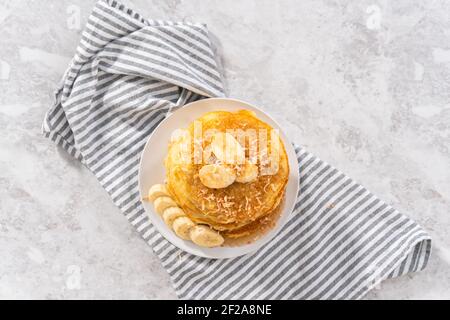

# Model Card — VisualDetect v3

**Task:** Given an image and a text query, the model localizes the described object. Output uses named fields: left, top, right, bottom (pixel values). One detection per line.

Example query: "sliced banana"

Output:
left=146, top=182, right=225, bottom=247
left=199, top=164, right=236, bottom=189
left=147, top=184, right=169, bottom=202
left=154, top=196, right=177, bottom=214
left=236, top=161, right=258, bottom=183
left=162, top=207, right=186, bottom=227
left=211, top=132, right=245, bottom=164
left=190, top=225, right=224, bottom=247
left=172, top=216, right=195, bottom=240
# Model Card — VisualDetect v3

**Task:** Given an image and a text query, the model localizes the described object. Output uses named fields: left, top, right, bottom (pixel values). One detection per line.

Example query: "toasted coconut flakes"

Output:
left=211, top=207, right=221, bottom=213
left=223, top=202, right=234, bottom=208
left=232, top=163, right=240, bottom=172
left=263, top=180, right=271, bottom=192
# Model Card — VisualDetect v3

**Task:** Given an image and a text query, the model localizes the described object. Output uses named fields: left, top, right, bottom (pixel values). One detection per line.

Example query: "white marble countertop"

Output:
left=1, top=0, right=449, bottom=299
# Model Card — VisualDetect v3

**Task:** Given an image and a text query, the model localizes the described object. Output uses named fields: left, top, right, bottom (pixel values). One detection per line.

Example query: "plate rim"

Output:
left=138, top=97, right=299, bottom=259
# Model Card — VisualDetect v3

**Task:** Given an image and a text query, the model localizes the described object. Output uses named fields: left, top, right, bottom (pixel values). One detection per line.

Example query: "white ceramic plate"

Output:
left=138, top=98, right=299, bottom=259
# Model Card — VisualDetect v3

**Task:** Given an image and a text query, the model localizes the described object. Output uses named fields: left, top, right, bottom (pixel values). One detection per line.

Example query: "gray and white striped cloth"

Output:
left=43, top=0, right=431, bottom=299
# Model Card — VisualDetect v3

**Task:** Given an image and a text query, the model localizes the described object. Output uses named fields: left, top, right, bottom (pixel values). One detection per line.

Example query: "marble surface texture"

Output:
left=0, top=0, right=449, bottom=299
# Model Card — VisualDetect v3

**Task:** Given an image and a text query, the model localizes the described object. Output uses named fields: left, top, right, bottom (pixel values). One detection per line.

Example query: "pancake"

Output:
left=164, top=110, right=289, bottom=240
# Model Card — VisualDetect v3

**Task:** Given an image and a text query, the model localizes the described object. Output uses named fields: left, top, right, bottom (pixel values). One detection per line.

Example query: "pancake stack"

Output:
left=164, top=110, right=289, bottom=241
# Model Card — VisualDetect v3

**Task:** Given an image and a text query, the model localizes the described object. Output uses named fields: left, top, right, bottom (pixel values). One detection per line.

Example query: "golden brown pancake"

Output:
left=164, top=110, right=289, bottom=240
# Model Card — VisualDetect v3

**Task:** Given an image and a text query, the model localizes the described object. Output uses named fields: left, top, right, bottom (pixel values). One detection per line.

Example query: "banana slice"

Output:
left=162, top=207, right=186, bottom=227
left=260, top=132, right=281, bottom=176
left=211, top=132, right=245, bottom=164
left=236, top=161, right=258, bottom=183
left=190, top=225, right=224, bottom=247
left=199, top=164, right=236, bottom=189
left=146, top=184, right=169, bottom=202
left=172, top=216, right=195, bottom=240
left=154, top=196, right=177, bottom=214
left=146, top=182, right=226, bottom=246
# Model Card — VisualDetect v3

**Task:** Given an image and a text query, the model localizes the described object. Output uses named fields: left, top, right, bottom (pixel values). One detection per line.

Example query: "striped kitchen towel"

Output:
left=43, top=0, right=431, bottom=299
